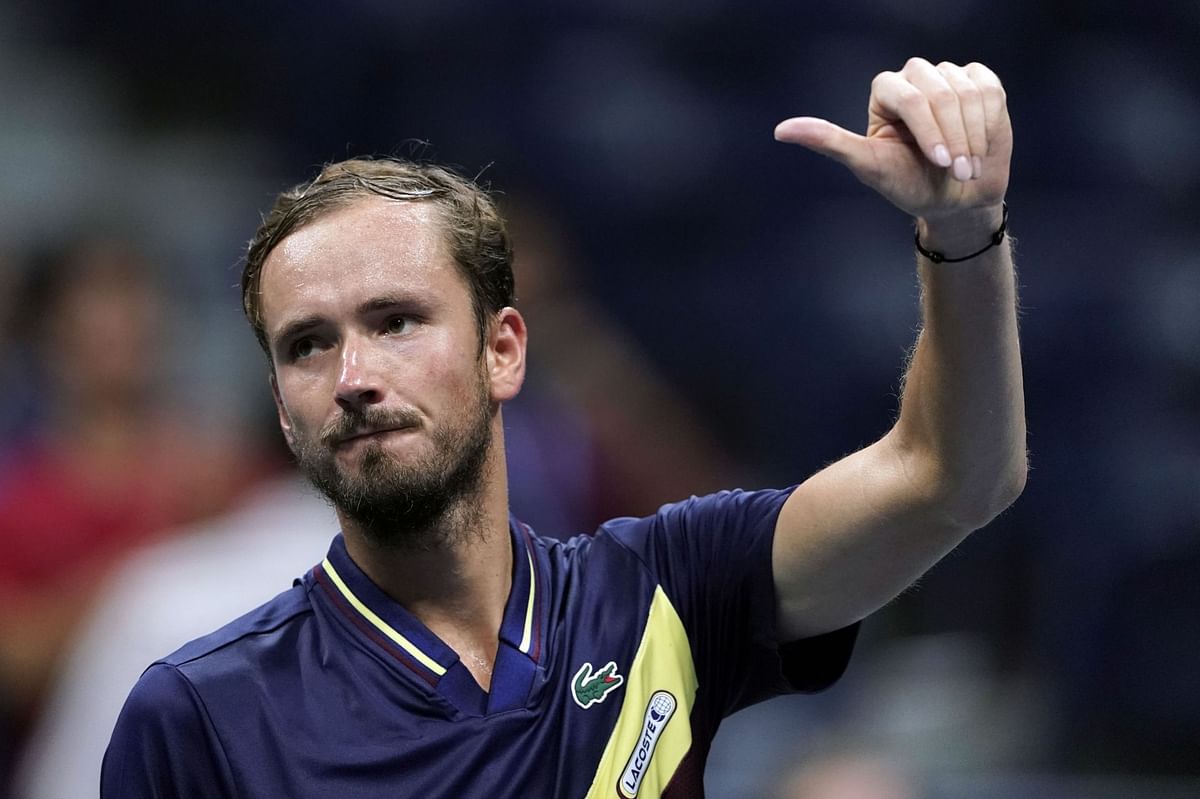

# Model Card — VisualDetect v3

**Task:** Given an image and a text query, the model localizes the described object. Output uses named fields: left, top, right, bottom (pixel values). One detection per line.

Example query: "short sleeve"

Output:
left=101, top=663, right=236, bottom=799
left=602, top=489, right=858, bottom=718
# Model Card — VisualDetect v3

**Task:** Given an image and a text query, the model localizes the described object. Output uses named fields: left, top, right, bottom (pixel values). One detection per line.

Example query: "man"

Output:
left=102, top=58, right=1025, bottom=797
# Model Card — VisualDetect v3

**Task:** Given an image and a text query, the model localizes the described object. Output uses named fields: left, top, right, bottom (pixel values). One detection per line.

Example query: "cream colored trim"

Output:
left=519, top=549, right=536, bottom=654
left=321, top=558, right=447, bottom=677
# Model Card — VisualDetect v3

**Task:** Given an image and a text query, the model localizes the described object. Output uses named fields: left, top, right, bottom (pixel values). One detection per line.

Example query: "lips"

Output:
left=321, top=408, right=423, bottom=449
left=335, top=425, right=413, bottom=447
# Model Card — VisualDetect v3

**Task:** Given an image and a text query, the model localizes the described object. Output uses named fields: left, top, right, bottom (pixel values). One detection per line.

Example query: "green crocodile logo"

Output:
left=571, top=661, right=625, bottom=709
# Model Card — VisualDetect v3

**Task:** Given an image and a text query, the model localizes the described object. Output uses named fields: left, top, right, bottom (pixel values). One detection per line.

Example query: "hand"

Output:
left=774, top=58, right=1011, bottom=224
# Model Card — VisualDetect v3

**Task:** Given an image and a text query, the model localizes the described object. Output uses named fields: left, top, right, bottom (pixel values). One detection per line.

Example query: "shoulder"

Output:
left=594, top=488, right=795, bottom=557
left=114, top=583, right=315, bottom=743
left=159, top=583, right=313, bottom=676
left=117, top=659, right=206, bottom=726
left=105, top=659, right=241, bottom=796
left=105, top=584, right=318, bottom=794
left=527, top=487, right=795, bottom=598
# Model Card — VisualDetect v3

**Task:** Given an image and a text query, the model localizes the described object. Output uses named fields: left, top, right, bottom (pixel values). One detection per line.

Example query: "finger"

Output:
left=869, top=70, right=950, bottom=170
left=900, top=58, right=972, bottom=182
left=937, top=61, right=987, bottom=178
left=774, top=116, right=872, bottom=173
left=965, top=62, right=1008, bottom=136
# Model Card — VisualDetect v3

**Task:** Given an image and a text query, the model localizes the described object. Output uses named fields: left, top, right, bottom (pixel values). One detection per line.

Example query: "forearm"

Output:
left=771, top=59, right=1025, bottom=637
left=890, top=206, right=1027, bottom=527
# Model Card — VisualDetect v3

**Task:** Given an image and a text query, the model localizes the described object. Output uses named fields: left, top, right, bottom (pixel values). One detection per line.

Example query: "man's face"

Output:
left=260, top=198, right=519, bottom=546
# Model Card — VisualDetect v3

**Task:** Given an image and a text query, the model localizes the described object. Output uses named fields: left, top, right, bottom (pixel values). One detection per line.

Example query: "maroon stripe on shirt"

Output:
left=312, top=564, right=440, bottom=689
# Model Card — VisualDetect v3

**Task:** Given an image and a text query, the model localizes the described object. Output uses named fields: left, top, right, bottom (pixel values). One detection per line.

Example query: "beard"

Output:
left=291, top=375, right=494, bottom=551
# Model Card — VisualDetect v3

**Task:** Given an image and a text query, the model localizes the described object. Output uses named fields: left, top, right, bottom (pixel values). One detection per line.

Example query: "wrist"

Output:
left=915, top=203, right=1007, bottom=263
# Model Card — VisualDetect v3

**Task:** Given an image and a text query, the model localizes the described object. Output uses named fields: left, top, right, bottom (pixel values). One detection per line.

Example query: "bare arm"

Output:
left=771, top=59, right=1027, bottom=640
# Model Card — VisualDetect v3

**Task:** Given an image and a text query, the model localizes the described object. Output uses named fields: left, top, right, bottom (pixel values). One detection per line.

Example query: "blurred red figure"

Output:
left=0, top=239, right=254, bottom=728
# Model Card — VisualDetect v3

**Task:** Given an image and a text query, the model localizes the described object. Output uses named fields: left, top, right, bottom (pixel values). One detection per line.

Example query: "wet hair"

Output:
left=242, top=157, right=515, bottom=358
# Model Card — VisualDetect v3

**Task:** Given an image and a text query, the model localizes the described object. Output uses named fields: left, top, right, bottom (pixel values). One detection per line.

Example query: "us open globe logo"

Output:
left=648, top=693, right=673, bottom=723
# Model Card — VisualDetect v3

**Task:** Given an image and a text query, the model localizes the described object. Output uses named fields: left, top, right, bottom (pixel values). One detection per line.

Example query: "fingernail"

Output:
left=971, top=155, right=983, bottom=179
left=933, top=144, right=952, bottom=167
left=953, top=155, right=972, bottom=181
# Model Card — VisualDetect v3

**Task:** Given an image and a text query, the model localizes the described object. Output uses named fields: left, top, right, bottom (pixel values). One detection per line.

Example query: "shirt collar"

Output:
left=311, top=517, right=546, bottom=693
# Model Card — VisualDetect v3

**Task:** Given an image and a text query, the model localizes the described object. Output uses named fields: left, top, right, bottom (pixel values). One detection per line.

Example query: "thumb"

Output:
left=774, top=116, right=871, bottom=172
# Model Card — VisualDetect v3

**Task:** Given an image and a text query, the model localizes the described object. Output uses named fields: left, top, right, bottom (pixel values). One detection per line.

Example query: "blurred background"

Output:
left=1, top=1, right=1197, bottom=797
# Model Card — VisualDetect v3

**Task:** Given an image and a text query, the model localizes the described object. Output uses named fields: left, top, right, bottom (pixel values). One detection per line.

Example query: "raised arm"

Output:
left=770, top=58, right=1027, bottom=640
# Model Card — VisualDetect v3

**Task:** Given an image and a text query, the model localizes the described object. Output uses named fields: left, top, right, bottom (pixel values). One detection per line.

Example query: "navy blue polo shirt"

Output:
left=102, top=488, right=857, bottom=798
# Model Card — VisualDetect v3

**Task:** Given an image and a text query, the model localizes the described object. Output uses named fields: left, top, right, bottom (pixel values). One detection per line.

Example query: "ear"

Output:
left=270, top=371, right=298, bottom=452
left=485, top=307, right=527, bottom=403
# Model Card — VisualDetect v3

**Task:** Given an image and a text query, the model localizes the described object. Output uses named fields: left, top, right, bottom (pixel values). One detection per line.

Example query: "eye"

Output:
left=290, top=336, right=319, bottom=361
left=383, top=316, right=410, bottom=335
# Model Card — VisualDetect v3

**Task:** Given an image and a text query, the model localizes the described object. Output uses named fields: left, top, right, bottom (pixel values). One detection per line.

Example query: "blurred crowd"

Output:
left=1, top=1, right=1198, bottom=797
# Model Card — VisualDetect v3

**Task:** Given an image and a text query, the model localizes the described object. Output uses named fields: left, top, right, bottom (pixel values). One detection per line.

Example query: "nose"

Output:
left=334, top=337, right=384, bottom=413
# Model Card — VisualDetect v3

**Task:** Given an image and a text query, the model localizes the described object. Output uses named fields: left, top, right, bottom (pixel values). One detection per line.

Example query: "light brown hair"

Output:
left=243, top=157, right=515, bottom=358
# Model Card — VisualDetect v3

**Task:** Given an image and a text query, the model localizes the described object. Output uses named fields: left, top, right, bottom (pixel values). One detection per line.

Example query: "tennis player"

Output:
left=102, top=57, right=1025, bottom=798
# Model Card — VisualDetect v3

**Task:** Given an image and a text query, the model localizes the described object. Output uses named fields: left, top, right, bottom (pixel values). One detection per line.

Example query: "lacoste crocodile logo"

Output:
left=571, top=661, right=624, bottom=709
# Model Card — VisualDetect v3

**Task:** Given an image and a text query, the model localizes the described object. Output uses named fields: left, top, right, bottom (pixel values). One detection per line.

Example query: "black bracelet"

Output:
left=914, top=202, right=1009, bottom=264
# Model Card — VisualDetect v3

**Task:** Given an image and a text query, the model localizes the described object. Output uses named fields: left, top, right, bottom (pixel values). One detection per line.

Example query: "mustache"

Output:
left=319, top=406, right=422, bottom=448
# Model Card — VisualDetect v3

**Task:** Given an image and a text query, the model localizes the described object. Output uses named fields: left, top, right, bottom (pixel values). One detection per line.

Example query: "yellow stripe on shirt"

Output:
left=321, top=558, right=447, bottom=677
left=584, top=586, right=697, bottom=799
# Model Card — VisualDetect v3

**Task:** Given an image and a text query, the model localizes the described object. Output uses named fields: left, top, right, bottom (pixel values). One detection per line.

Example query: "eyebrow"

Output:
left=272, top=314, right=324, bottom=355
left=357, top=295, right=418, bottom=316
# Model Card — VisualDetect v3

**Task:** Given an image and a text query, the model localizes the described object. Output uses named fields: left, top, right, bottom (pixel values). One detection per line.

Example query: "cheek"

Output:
left=412, top=331, right=482, bottom=398
left=274, top=376, right=324, bottom=436
left=424, top=363, right=476, bottom=410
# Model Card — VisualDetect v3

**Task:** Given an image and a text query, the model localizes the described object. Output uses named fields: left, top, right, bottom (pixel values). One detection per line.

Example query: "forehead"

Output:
left=260, top=197, right=465, bottom=335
